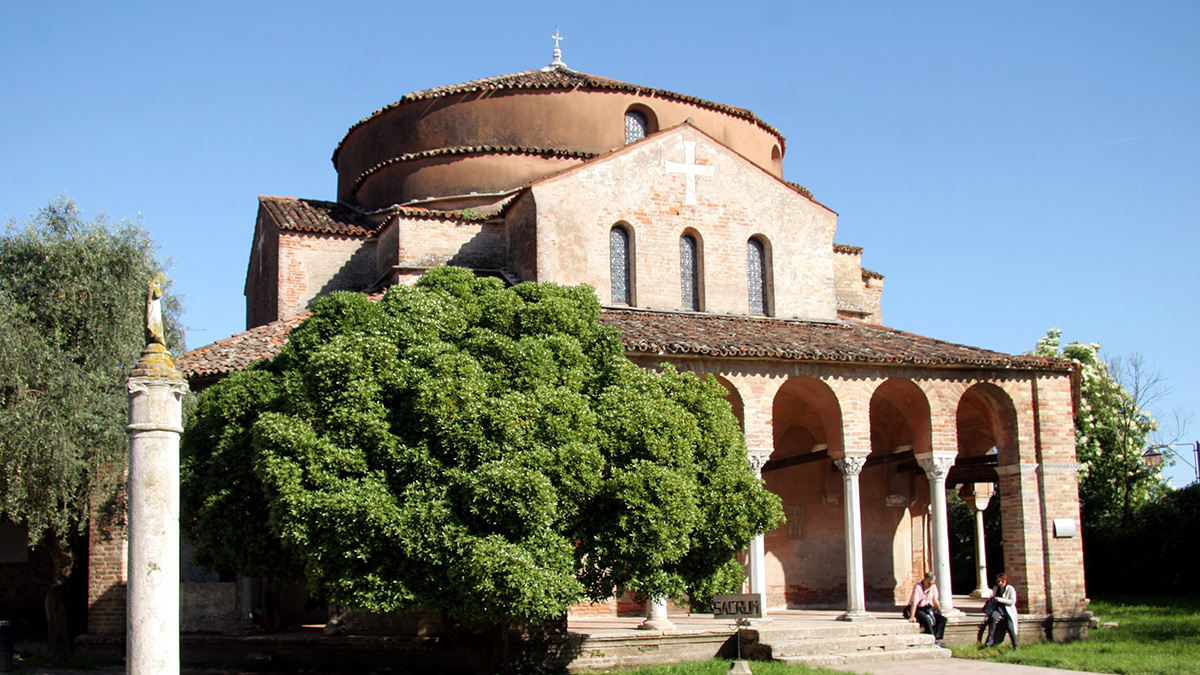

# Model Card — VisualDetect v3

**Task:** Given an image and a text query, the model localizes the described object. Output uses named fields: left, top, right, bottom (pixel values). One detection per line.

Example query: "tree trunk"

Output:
left=43, top=534, right=76, bottom=661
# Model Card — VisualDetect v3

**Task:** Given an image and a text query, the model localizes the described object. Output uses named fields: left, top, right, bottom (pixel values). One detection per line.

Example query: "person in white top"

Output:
left=982, top=572, right=1019, bottom=649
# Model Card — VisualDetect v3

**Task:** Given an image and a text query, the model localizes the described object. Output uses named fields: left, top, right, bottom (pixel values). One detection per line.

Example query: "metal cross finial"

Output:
left=546, top=27, right=568, bottom=69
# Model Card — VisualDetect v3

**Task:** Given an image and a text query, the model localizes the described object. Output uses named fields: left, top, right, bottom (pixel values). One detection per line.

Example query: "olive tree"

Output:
left=182, top=266, right=781, bottom=630
left=0, top=198, right=183, bottom=658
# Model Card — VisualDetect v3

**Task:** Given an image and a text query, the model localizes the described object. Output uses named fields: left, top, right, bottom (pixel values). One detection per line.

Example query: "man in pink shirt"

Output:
left=908, top=572, right=947, bottom=647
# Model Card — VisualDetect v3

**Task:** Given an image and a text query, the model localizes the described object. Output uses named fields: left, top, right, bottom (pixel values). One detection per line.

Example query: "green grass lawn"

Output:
left=959, top=594, right=1200, bottom=675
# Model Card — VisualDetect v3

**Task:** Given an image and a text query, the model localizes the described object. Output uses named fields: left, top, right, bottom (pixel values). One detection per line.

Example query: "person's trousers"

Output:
left=983, top=610, right=1018, bottom=648
left=915, top=606, right=946, bottom=640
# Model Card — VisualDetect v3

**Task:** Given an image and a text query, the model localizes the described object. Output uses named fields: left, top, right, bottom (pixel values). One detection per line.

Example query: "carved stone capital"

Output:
left=834, top=456, right=867, bottom=477
left=747, top=454, right=770, bottom=474
left=918, top=455, right=955, bottom=481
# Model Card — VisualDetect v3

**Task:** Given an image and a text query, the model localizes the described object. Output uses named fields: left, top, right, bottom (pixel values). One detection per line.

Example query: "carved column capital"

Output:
left=747, top=454, right=770, bottom=474
left=918, top=455, right=955, bottom=481
left=834, top=456, right=868, bottom=477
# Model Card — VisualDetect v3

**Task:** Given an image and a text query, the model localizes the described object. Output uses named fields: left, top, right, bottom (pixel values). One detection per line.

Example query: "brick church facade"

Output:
left=86, top=54, right=1090, bottom=637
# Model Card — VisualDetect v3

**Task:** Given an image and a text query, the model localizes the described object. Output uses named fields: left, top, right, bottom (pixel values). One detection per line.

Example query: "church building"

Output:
left=88, top=45, right=1091, bottom=639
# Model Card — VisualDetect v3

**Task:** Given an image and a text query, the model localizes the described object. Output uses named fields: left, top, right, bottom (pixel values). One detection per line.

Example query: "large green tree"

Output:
left=182, top=267, right=781, bottom=631
left=1030, top=329, right=1169, bottom=528
left=0, top=198, right=184, bottom=658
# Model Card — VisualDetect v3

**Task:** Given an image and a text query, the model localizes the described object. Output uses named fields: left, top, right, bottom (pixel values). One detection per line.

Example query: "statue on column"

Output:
left=146, top=272, right=166, bottom=346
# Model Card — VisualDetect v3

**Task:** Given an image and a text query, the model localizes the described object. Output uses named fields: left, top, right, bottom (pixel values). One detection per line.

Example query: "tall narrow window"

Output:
left=680, top=234, right=699, bottom=311
left=747, top=237, right=768, bottom=315
left=611, top=226, right=631, bottom=304
left=625, top=110, right=648, bottom=144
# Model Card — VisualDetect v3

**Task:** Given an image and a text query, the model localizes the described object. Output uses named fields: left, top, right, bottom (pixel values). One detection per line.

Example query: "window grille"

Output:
left=680, top=234, right=699, bottom=310
left=747, top=238, right=767, bottom=315
left=625, top=111, right=648, bottom=144
left=611, top=226, right=631, bottom=304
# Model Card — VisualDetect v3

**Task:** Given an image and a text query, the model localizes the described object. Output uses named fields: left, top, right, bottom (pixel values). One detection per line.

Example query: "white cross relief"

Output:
left=665, top=140, right=714, bottom=206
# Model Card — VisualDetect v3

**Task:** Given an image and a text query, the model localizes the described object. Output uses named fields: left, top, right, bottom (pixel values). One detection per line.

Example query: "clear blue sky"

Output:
left=3, top=2, right=1197, bottom=484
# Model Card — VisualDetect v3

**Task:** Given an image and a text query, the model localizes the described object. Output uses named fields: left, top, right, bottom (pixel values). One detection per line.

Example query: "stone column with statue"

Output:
left=126, top=274, right=188, bottom=675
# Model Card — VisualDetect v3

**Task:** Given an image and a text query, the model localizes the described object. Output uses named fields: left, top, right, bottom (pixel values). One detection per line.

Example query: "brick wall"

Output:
left=275, top=231, right=375, bottom=321
left=244, top=208, right=280, bottom=329
left=531, top=127, right=840, bottom=320
left=376, top=214, right=507, bottom=274
left=86, top=511, right=127, bottom=636
left=832, top=247, right=883, bottom=324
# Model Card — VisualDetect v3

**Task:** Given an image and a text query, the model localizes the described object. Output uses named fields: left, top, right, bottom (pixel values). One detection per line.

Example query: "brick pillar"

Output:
left=997, top=461, right=1047, bottom=613
left=1032, top=373, right=1087, bottom=614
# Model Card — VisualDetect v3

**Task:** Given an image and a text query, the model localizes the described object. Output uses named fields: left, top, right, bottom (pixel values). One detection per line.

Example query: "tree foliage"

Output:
left=182, top=267, right=781, bottom=625
left=0, top=197, right=184, bottom=654
left=1030, top=329, right=1168, bottom=528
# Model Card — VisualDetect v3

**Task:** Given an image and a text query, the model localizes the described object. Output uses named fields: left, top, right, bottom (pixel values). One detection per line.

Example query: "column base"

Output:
left=836, top=610, right=876, bottom=622
left=940, top=607, right=966, bottom=618
left=971, top=588, right=994, bottom=599
left=636, top=617, right=677, bottom=631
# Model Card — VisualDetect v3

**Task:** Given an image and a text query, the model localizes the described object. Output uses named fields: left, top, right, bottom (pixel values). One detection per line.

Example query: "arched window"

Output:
left=747, top=237, right=769, bottom=315
left=610, top=225, right=632, bottom=304
left=625, top=110, right=648, bottom=144
left=680, top=234, right=700, bottom=311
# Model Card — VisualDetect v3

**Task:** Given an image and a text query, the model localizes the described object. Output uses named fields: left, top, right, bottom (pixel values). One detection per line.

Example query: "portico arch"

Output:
left=955, top=383, right=1022, bottom=601
left=867, top=379, right=933, bottom=603
left=761, top=376, right=844, bottom=608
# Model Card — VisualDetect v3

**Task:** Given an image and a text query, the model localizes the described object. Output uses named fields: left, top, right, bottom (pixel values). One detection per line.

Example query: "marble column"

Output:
left=637, top=596, right=675, bottom=631
left=127, top=277, right=188, bottom=675
left=834, top=455, right=873, bottom=621
left=961, top=483, right=995, bottom=598
left=918, top=453, right=961, bottom=616
left=746, top=454, right=769, bottom=616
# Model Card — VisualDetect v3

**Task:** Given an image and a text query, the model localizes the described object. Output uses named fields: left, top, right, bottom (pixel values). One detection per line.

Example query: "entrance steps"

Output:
left=739, top=619, right=951, bottom=667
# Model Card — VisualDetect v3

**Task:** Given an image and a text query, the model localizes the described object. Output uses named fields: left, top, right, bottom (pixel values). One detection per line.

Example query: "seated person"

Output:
left=908, top=572, right=947, bottom=648
left=981, top=572, right=1019, bottom=649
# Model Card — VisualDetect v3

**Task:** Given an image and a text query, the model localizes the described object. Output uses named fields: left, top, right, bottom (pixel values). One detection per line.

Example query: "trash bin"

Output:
left=0, top=620, right=13, bottom=671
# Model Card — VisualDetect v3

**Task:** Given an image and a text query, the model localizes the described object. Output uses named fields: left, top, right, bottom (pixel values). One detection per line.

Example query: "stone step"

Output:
left=744, top=620, right=924, bottom=642
left=780, top=645, right=951, bottom=667
left=768, top=631, right=937, bottom=657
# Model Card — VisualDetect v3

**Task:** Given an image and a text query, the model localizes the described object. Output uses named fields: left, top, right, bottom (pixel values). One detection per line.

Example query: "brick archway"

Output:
left=760, top=376, right=845, bottom=608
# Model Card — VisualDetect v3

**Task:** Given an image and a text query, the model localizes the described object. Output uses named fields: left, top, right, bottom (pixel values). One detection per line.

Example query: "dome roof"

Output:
left=334, top=65, right=788, bottom=210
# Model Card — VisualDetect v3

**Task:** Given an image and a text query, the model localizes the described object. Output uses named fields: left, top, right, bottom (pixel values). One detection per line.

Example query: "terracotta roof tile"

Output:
left=785, top=181, right=814, bottom=200
left=178, top=314, right=307, bottom=378
left=334, top=67, right=785, bottom=165
left=260, top=196, right=377, bottom=236
left=179, top=304, right=1066, bottom=380
left=833, top=243, right=863, bottom=255
left=599, top=308, right=1064, bottom=370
